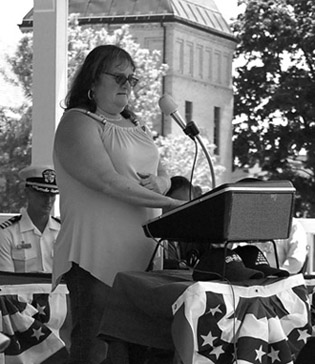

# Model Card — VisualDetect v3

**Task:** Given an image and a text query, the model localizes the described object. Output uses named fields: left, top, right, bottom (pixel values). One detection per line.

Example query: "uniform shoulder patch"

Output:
left=0, top=215, right=22, bottom=229
left=52, top=216, right=61, bottom=224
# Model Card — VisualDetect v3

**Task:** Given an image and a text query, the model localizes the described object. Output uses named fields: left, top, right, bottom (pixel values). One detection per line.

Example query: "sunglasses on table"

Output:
left=104, top=72, right=139, bottom=87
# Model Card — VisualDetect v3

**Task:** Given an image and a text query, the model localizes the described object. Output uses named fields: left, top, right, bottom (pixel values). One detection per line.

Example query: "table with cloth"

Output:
left=99, top=270, right=313, bottom=364
left=0, top=272, right=70, bottom=364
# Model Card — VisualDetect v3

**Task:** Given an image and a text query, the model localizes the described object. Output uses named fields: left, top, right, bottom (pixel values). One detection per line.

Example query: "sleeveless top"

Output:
left=52, top=110, right=161, bottom=288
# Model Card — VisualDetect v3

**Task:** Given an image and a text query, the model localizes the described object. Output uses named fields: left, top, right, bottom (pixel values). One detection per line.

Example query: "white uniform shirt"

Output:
left=0, top=208, right=60, bottom=273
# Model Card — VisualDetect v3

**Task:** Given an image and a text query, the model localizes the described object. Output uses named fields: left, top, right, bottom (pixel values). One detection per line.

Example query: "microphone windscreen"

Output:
left=159, top=94, right=178, bottom=116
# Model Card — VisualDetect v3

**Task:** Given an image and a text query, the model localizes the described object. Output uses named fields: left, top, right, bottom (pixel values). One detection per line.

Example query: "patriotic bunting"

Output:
left=0, top=283, right=69, bottom=364
left=172, top=274, right=312, bottom=364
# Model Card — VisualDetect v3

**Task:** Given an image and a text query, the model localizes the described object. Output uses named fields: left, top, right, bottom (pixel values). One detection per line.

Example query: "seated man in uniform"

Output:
left=0, top=165, right=60, bottom=273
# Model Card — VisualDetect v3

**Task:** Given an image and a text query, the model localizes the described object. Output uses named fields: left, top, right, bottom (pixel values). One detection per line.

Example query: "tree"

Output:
left=232, top=0, right=315, bottom=216
left=0, top=104, right=32, bottom=211
left=156, top=132, right=225, bottom=192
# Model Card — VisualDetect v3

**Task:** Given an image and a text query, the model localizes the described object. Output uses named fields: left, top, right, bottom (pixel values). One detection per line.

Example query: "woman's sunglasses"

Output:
left=104, top=72, right=139, bottom=87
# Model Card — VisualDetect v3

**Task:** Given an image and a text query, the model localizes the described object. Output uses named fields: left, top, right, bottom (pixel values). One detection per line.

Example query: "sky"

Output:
left=0, top=0, right=33, bottom=53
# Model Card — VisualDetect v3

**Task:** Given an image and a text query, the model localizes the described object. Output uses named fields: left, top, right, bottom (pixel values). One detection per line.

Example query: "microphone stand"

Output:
left=145, top=118, right=216, bottom=272
left=183, top=121, right=216, bottom=189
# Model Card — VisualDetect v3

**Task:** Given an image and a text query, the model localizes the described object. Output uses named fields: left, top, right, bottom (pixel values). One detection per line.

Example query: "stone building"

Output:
left=20, top=0, right=236, bottom=183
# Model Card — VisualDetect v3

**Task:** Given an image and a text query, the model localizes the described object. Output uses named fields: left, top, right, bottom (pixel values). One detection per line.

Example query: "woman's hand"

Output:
left=137, top=172, right=170, bottom=195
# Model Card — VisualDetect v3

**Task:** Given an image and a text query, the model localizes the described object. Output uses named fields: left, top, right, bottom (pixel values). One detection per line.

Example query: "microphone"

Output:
left=158, top=94, right=187, bottom=131
left=158, top=94, right=216, bottom=188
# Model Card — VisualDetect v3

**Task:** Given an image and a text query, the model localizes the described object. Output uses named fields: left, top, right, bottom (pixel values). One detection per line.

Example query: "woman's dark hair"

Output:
left=64, top=45, right=136, bottom=114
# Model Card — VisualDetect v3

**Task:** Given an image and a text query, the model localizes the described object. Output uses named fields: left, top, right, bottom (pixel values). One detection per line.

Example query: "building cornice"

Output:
left=20, top=14, right=237, bottom=43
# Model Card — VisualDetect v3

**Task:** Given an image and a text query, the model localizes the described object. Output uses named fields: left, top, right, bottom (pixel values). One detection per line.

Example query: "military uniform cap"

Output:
left=19, top=165, right=59, bottom=194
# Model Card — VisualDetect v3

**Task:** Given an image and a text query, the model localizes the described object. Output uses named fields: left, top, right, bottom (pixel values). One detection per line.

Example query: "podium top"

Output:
left=143, top=180, right=296, bottom=243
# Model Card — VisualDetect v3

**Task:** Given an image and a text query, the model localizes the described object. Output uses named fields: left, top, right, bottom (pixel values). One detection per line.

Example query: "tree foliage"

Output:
left=232, top=0, right=315, bottom=216
left=156, top=132, right=225, bottom=192
left=0, top=105, right=32, bottom=211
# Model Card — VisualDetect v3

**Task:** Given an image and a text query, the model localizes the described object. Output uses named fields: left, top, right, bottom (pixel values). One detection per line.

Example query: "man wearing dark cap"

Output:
left=0, top=165, right=60, bottom=273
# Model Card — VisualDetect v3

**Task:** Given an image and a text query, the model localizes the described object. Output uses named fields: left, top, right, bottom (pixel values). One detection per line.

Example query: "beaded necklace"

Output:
left=70, top=108, right=140, bottom=127
left=97, top=106, right=139, bottom=126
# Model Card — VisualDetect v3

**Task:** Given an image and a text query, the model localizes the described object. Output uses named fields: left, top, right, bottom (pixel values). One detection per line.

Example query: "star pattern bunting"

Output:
left=172, top=275, right=312, bottom=364
left=0, top=284, right=69, bottom=363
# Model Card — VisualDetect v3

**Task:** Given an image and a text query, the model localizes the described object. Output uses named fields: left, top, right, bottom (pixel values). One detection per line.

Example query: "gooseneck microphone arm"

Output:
left=192, top=131, right=216, bottom=189
left=159, top=94, right=216, bottom=189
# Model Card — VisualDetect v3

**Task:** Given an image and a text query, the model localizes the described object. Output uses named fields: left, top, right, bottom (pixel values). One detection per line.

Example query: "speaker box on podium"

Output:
left=143, top=180, right=296, bottom=244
